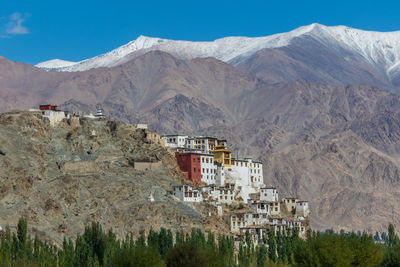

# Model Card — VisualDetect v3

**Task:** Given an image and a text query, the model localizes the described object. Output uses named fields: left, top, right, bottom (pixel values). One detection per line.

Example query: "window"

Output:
left=206, top=158, right=209, bottom=163
left=202, top=168, right=205, bottom=173
left=202, top=158, right=204, bottom=163
left=194, top=168, right=196, bottom=172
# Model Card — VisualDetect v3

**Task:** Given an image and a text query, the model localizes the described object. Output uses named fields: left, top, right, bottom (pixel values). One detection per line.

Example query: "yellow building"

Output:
left=212, top=144, right=232, bottom=167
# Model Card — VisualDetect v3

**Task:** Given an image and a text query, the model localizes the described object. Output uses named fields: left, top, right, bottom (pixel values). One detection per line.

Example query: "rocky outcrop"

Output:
left=0, top=111, right=229, bottom=245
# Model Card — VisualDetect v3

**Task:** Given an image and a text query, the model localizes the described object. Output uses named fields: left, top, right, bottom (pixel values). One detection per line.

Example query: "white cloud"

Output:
left=4, top=12, right=29, bottom=35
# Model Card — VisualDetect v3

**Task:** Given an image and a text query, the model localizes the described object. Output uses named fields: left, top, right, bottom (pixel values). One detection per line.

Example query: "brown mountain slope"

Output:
left=2, top=52, right=400, bottom=233
left=235, top=35, right=396, bottom=92
left=261, top=130, right=400, bottom=233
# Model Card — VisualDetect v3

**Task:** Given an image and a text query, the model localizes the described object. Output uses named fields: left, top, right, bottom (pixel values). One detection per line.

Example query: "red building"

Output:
left=175, top=152, right=201, bottom=182
left=39, top=105, right=59, bottom=111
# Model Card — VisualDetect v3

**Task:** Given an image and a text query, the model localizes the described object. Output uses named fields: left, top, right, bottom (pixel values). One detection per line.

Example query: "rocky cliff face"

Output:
left=0, top=111, right=228, bottom=245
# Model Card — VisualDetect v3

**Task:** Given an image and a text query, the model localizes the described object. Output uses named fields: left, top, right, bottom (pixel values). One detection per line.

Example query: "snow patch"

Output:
left=35, top=59, right=77, bottom=69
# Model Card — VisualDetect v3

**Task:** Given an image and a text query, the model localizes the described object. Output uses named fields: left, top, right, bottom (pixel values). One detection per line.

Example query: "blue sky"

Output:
left=1, top=0, right=400, bottom=65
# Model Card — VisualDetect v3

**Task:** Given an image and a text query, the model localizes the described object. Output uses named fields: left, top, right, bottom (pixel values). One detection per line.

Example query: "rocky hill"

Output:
left=0, top=111, right=228, bottom=245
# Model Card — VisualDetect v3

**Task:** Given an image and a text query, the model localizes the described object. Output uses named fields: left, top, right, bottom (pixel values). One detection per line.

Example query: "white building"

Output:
left=185, top=136, right=219, bottom=154
left=218, top=184, right=235, bottom=204
left=43, top=110, right=69, bottom=126
left=296, top=201, right=310, bottom=217
left=200, top=154, right=217, bottom=185
left=222, top=158, right=264, bottom=202
left=201, top=184, right=235, bottom=205
left=229, top=158, right=263, bottom=186
left=230, top=213, right=247, bottom=233
left=215, top=163, right=227, bottom=186
left=172, top=185, right=203, bottom=202
left=162, top=135, right=188, bottom=149
left=249, top=201, right=280, bottom=215
left=260, top=187, right=279, bottom=202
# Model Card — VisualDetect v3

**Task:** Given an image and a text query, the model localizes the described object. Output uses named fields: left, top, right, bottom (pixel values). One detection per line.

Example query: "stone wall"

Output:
left=62, top=161, right=99, bottom=174
left=134, top=160, right=162, bottom=170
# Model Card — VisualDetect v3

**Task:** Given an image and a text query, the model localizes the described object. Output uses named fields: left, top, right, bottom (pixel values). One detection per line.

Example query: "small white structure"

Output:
left=43, top=110, right=68, bottom=126
left=172, top=185, right=203, bottom=202
left=260, top=187, right=279, bottom=202
left=230, top=213, right=247, bottom=233
left=137, top=124, right=148, bottom=129
left=296, top=201, right=310, bottom=217
left=148, top=192, right=155, bottom=202
left=215, top=163, right=226, bottom=185
left=94, top=105, right=106, bottom=118
left=249, top=200, right=280, bottom=215
left=162, top=135, right=188, bottom=149
left=84, top=113, right=96, bottom=119
left=217, top=204, right=223, bottom=216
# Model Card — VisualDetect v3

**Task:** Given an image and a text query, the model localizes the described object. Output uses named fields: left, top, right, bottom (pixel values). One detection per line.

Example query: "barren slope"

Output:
left=0, top=111, right=228, bottom=245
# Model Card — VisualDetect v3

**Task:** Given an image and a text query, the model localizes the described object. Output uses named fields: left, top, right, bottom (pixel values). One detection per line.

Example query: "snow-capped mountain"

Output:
left=36, top=23, right=400, bottom=75
left=35, top=59, right=77, bottom=69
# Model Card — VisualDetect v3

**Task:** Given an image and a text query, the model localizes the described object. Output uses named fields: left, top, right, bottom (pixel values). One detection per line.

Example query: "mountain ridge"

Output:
left=36, top=23, right=400, bottom=77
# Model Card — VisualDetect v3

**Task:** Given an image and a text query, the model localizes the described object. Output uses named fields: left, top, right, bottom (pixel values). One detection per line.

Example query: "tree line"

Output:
left=0, top=218, right=400, bottom=266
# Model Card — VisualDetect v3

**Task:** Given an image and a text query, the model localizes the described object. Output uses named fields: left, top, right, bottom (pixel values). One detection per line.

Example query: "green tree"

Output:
left=268, top=230, right=276, bottom=263
left=257, top=245, right=268, bottom=267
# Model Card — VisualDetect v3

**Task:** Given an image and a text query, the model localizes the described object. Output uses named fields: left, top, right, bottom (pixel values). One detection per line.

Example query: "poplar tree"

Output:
left=267, top=230, right=276, bottom=263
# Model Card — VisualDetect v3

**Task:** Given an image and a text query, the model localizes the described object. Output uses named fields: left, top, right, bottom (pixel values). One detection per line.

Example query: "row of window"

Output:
left=202, top=174, right=215, bottom=180
left=201, top=157, right=213, bottom=164
left=233, top=161, right=261, bottom=168
left=202, top=168, right=216, bottom=174
left=168, top=137, right=185, bottom=143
